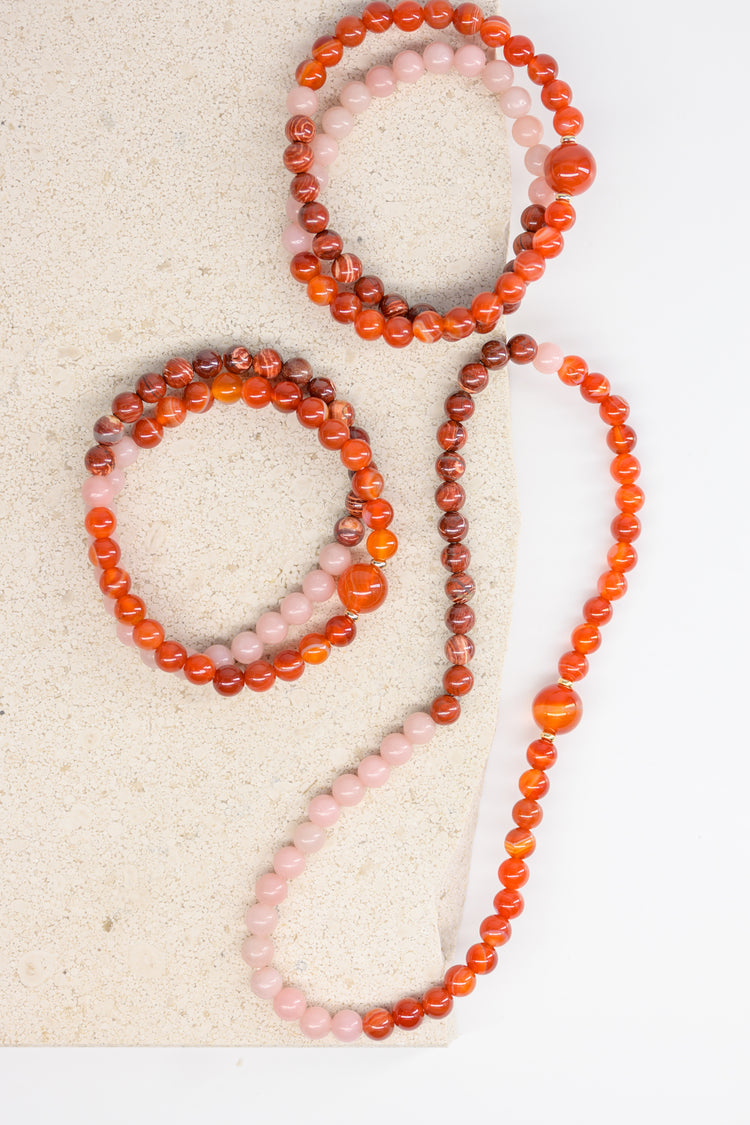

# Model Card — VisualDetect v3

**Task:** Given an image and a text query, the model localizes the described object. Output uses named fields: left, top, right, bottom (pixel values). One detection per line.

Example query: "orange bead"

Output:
left=362, top=498, right=393, bottom=529
left=424, top=1, right=454, bottom=30
left=184, top=381, right=213, bottom=414
left=412, top=310, right=444, bottom=342
left=318, top=418, right=349, bottom=449
left=311, top=34, right=343, bottom=66
left=307, top=275, right=338, bottom=305
left=611, top=453, right=641, bottom=485
left=616, top=484, right=645, bottom=513
left=479, top=914, right=512, bottom=946
left=88, top=537, right=120, bottom=568
left=382, top=315, right=413, bottom=348
left=493, top=888, right=524, bottom=918
left=367, top=528, right=398, bottom=561
left=512, top=797, right=543, bottom=828
left=495, top=272, right=526, bottom=303
left=155, top=394, right=186, bottom=428
left=598, top=570, right=628, bottom=600
left=444, top=964, right=476, bottom=997
left=362, top=1008, right=394, bottom=1040
left=558, top=650, right=588, bottom=682
left=544, top=199, right=576, bottom=231
left=466, top=942, right=497, bottom=974
left=504, top=34, right=534, bottom=65
left=324, top=615, right=356, bottom=647
left=299, top=633, right=330, bottom=664
left=85, top=506, right=116, bottom=538
left=213, top=664, right=245, bottom=696
left=211, top=370, right=243, bottom=403
left=544, top=142, right=597, bottom=196
left=114, top=594, right=145, bottom=625
left=337, top=563, right=387, bottom=613
left=244, top=660, right=276, bottom=692
left=519, top=768, right=550, bottom=799
left=526, top=739, right=557, bottom=770
left=155, top=641, right=186, bottom=672
left=443, top=307, right=476, bottom=341
left=513, top=250, right=546, bottom=282
left=85, top=444, right=116, bottom=475
left=163, top=357, right=193, bottom=388
left=611, top=512, right=641, bottom=542
left=132, top=618, right=165, bottom=650
left=607, top=542, right=638, bottom=572
left=242, top=375, right=272, bottom=409
left=480, top=15, right=511, bottom=46
left=392, top=997, right=423, bottom=1029
left=351, top=467, right=383, bottom=500
left=335, top=14, right=366, bottom=45
left=290, top=251, right=320, bottom=282
left=184, top=653, right=215, bottom=685
left=608, top=424, right=637, bottom=454
left=99, top=567, right=130, bottom=598
left=527, top=52, right=557, bottom=84
left=354, top=308, right=384, bottom=340
left=296, top=397, right=328, bottom=428
left=470, top=291, right=502, bottom=328
left=393, top=1, right=424, bottom=30
left=532, top=225, right=564, bottom=258
left=584, top=595, right=613, bottom=625
left=580, top=372, right=610, bottom=402
left=362, top=2, right=394, bottom=33
left=498, top=857, right=529, bottom=889
left=340, top=438, right=371, bottom=471
left=422, top=987, right=453, bottom=1019
left=558, top=354, right=588, bottom=387
left=453, top=3, right=483, bottom=35
left=600, top=394, right=630, bottom=425
left=295, top=59, right=326, bottom=90
left=553, top=105, right=584, bottom=136
left=431, top=694, right=461, bottom=724
left=132, top=417, right=163, bottom=448
left=504, top=828, right=536, bottom=859
left=572, top=622, right=601, bottom=654
left=532, top=683, right=582, bottom=733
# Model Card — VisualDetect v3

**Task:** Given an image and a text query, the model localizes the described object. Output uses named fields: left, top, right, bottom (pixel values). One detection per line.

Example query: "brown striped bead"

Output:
left=193, top=348, right=223, bottom=378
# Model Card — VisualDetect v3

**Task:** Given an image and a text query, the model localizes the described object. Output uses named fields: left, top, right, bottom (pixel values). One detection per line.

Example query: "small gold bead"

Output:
left=345, top=610, right=359, bottom=621
left=558, top=677, right=573, bottom=689
left=370, top=558, right=386, bottom=569
left=555, top=193, right=572, bottom=202
left=541, top=731, right=556, bottom=743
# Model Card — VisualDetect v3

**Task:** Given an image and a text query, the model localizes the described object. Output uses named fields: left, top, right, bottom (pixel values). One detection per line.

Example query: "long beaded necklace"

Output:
left=82, top=2, right=642, bottom=1043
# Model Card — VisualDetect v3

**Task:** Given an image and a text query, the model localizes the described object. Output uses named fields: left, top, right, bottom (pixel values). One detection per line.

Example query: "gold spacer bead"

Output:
left=540, top=731, right=556, bottom=743
left=345, top=610, right=359, bottom=621
left=555, top=193, right=572, bottom=202
left=558, top=677, right=573, bottom=689
left=560, top=135, right=576, bottom=144
left=370, top=558, right=386, bottom=569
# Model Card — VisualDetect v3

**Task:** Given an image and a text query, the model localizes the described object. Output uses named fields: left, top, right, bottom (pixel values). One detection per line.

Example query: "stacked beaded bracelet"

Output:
left=283, top=2, right=595, bottom=344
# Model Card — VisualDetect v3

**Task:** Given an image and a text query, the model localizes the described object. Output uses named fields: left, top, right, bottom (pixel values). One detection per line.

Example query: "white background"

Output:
left=2, top=0, right=748, bottom=1120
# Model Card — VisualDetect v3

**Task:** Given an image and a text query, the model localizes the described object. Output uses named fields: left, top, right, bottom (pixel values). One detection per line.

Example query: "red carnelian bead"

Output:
left=526, top=738, right=557, bottom=770
left=393, top=1, right=424, bottom=30
left=554, top=105, right=584, bottom=136
left=584, top=596, right=613, bottom=625
left=611, top=453, right=641, bottom=484
left=608, top=542, right=638, bottom=572
left=155, top=395, right=186, bottom=428
left=608, top=424, right=637, bottom=454
left=504, top=35, right=534, bottom=65
left=480, top=915, right=512, bottom=946
left=85, top=506, right=116, bottom=538
left=290, top=251, right=320, bottom=282
left=519, top=768, right=550, bottom=799
left=355, top=309, right=385, bottom=340
left=453, top=3, right=483, bottom=34
left=493, top=888, right=524, bottom=918
left=242, top=376, right=272, bottom=409
left=307, top=276, right=338, bottom=305
left=513, top=797, right=543, bottom=828
left=296, top=397, right=327, bottom=428
left=559, top=651, right=589, bottom=682
left=295, top=59, right=326, bottom=90
left=271, top=380, right=302, bottom=413
left=580, top=372, right=611, bottom=402
left=183, top=653, right=215, bottom=685
left=362, top=2, right=394, bottom=32
left=363, top=498, right=393, bottom=529
left=331, top=292, right=362, bottom=324
left=184, top=381, right=213, bottom=413
left=112, top=392, right=143, bottom=424
left=424, top=0, right=453, bottom=29
left=299, top=633, right=330, bottom=664
left=324, top=614, right=357, bottom=647
left=132, top=418, right=163, bottom=448
left=338, top=563, right=387, bottom=613
left=598, top=570, right=628, bottom=600
left=154, top=641, right=186, bottom=672
left=392, top=997, right=424, bottom=1029
left=443, top=664, right=473, bottom=696
left=352, top=467, right=384, bottom=499
left=470, top=291, right=502, bottom=328
left=211, top=370, right=243, bottom=403
left=85, top=445, right=116, bottom=475
left=383, top=315, right=414, bottom=347
left=340, top=439, right=371, bottom=471
left=431, top=694, right=461, bottom=724
left=498, top=857, right=529, bottom=889
left=213, top=664, right=245, bottom=696
left=527, top=52, right=557, bottom=84
left=163, top=357, right=193, bottom=388
left=513, top=249, right=546, bottom=282
left=318, top=419, right=349, bottom=449
left=541, top=79, right=572, bottom=110
left=532, top=225, right=564, bottom=258
left=558, top=354, right=588, bottom=386
left=422, top=987, right=453, bottom=1019
left=273, top=650, right=305, bottom=681
left=466, top=943, right=497, bottom=974
left=311, top=34, right=344, bottom=66
left=495, top=272, right=527, bottom=303
left=572, top=623, right=601, bottom=654
left=413, top=309, right=444, bottom=342
left=616, top=483, right=645, bottom=513
left=545, top=198, right=576, bottom=231
left=505, top=827, right=536, bottom=858
left=532, top=683, right=582, bottom=733
left=480, top=15, right=511, bottom=46
left=99, top=567, right=130, bottom=598
left=367, top=528, right=398, bottom=561
left=544, top=143, right=597, bottom=196
left=133, top=618, right=165, bottom=650
left=600, top=395, right=630, bottom=425
left=443, top=307, right=476, bottom=339
left=89, top=537, right=120, bottom=568
left=444, top=964, right=476, bottom=996
left=335, top=14, right=366, bottom=45
left=363, top=1009, right=394, bottom=1040
left=244, top=660, right=276, bottom=692
left=611, top=512, right=641, bottom=542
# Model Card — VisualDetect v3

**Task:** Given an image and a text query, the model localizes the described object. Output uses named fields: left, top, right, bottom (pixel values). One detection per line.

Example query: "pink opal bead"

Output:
left=393, top=49, right=425, bottom=83
left=524, top=143, right=551, bottom=176
left=282, top=223, right=313, bottom=255
left=322, top=105, right=355, bottom=139
left=286, top=195, right=301, bottom=222
left=340, top=80, right=371, bottom=114
left=529, top=177, right=555, bottom=206
left=302, top=568, right=336, bottom=603
left=307, top=794, right=339, bottom=827
left=319, top=542, right=351, bottom=576
left=245, top=902, right=278, bottom=936
left=204, top=644, right=234, bottom=668
left=286, top=87, right=318, bottom=115
left=279, top=592, right=313, bottom=626
left=311, top=133, right=338, bottom=166
left=273, top=845, right=306, bottom=880
left=273, top=987, right=307, bottom=1021
left=512, top=115, right=544, bottom=147
left=403, top=711, right=436, bottom=744
left=379, top=732, right=413, bottom=767
left=332, top=773, right=365, bottom=806
left=116, top=622, right=135, bottom=646
left=423, top=42, right=453, bottom=73
left=255, top=872, right=288, bottom=906
left=139, top=648, right=157, bottom=666
left=331, top=1009, right=363, bottom=1042
left=83, top=475, right=114, bottom=508
left=230, top=631, right=263, bottom=664
left=499, top=87, right=532, bottom=119
left=365, top=65, right=396, bottom=98
left=482, top=60, right=514, bottom=93
left=293, top=821, right=326, bottom=854
left=256, top=611, right=288, bottom=646
left=454, top=44, right=486, bottom=77
left=300, top=1006, right=332, bottom=1040
left=241, top=935, right=274, bottom=968
left=113, top=435, right=139, bottom=468
left=108, top=468, right=125, bottom=495
left=533, top=342, right=565, bottom=375
left=310, top=164, right=330, bottom=190
left=251, top=966, right=283, bottom=999
left=357, top=755, right=390, bottom=788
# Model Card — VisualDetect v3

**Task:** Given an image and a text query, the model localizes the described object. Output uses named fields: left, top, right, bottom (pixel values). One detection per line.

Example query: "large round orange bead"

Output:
left=532, top=683, right=582, bottom=733
left=337, top=563, right=387, bottom=614
left=543, top=142, right=597, bottom=196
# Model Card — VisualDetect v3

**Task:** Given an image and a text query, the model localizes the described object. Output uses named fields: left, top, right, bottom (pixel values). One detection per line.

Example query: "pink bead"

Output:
left=403, top=711, right=436, bottom=744
left=302, top=568, right=336, bottom=603
left=113, top=435, right=139, bottom=468
left=255, top=872, right=288, bottom=906
left=528, top=176, right=555, bottom=206
left=245, top=902, right=278, bottom=936
left=319, top=542, right=351, bottom=576
left=482, top=60, right=514, bottom=93
left=279, top=592, right=313, bottom=626
left=116, top=622, right=135, bottom=646
left=300, top=1006, right=332, bottom=1040
left=331, top=773, right=365, bottom=806
left=83, top=475, right=114, bottom=508
left=322, top=105, right=355, bottom=139
left=282, top=223, right=313, bottom=255
left=533, top=342, right=565, bottom=375
left=102, top=595, right=116, bottom=616
left=379, top=732, right=413, bottom=767
left=256, top=611, right=288, bottom=646
left=139, top=648, right=157, bottom=666
left=423, top=42, right=454, bottom=73
left=365, top=65, right=396, bottom=98
left=393, top=49, right=425, bottom=83
left=524, top=143, right=550, bottom=176
left=454, top=44, right=486, bottom=77
left=340, top=81, right=371, bottom=114
left=311, top=133, right=338, bottom=166
left=499, top=87, right=532, bottom=118
left=273, top=845, right=306, bottom=880
left=286, top=87, right=318, bottom=115
left=293, top=821, right=326, bottom=853
left=204, top=644, right=234, bottom=668
left=307, top=794, right=339, bottom=827
left=273, top=987, right=307, bottom=1022
left=108, top=468, right=125, bottom=495
left=286, top=195, right=301, bottom=222
left=230, top=631, right=263, bottom=664
left=357, top=755, right=390, bottom=788
left=241, top=935, right=274, bottom=968
left=331, top=1009, right=363, bottom=1042
left=251, top=966, right=283, bottom=999
left=512, top=115, right=544, bottom=147
left=310, top=164, right=330, bottom=190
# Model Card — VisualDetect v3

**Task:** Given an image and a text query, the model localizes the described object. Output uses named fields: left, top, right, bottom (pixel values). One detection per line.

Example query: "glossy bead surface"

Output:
left=363, top=1008, right=394, bottom=1040
left=544, top=142, right=597, bottom=196
left=532, top=683, right=582, bottom=733
left=337, top=563, right=387, bottom=613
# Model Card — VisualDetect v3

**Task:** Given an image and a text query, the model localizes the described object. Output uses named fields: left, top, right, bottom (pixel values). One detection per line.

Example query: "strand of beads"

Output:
left=83, top=347, right=398, bottom=695
left=284, top=3, right=596, bottom=344
left=239, top=332, right=641, bottom=1041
